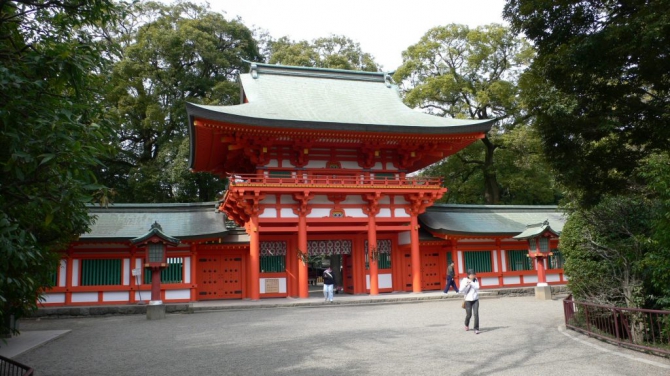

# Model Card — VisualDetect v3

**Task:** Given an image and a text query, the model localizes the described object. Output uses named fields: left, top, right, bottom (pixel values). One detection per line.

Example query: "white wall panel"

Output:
left=59, top=259, right=67, bottom=287
left=280, top=208, right=298, bottom=218
left=398, top=231, right=410, bottom=245
left=71, top=292, right=98, bottom=303
left=123, top=258, right=130, bottom=285
left=260, top=278, right=287, bottom=294
left=43, top=293, right=65, bottom=304
left=503, top=276, right=521, bottom=285
left=165, top=289, right=191, bottom=300
left=103, top=292, right=129, bottom=302
left=184, top=257, right=191, bottom=283
left=260, top=208, right=277, bottom=218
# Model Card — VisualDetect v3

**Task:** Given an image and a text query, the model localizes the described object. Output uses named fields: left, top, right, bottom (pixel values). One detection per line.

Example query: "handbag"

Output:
left=461, top=301, right=466, bottom=309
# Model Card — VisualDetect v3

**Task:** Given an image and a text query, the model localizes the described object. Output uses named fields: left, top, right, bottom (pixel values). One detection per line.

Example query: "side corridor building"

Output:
left=44, top=63, right=566, bottom=306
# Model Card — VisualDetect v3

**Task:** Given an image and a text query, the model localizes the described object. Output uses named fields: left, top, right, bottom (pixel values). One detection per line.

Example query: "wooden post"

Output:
left=249, top=215, right=260, bottom=301
left=368, top=215, right=379, bottom=295
left=298, top=214, right=309, bottom=298
left=410, top=215, right=421, bottom=293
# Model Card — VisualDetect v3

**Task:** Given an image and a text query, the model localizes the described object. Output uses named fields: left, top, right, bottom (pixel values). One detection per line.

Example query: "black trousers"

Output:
left=465, top=299, right=479, bottom=330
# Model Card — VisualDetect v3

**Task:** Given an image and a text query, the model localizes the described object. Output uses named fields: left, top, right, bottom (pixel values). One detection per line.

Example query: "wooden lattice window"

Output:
left=144, top=257, right=183, bottom=284
left=507, top=250, right=533, bottom=271
left=463, top=251, right=493, bottom=273
left=81, top=259, right=122, bottom=286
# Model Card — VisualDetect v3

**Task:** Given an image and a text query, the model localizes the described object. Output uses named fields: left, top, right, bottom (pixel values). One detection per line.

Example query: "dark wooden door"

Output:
left=342, top=254, right=354, bottom=293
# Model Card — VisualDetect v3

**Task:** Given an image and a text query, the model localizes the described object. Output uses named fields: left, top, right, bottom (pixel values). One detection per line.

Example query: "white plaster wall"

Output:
left=395, top=196, right=408, bottom=204
left=546, top=274, right=561, bottom=283
left=59, top=259, right=67, bottom=287
left=103, top=291, right=129, bottom=302
left=378, top=208, right=392, bottom=217
left=43, top=293, right=65, bottom=304
left=165, top=289, right=191, bottom=300
left=492, top=251, right=498, bottom=272
left=281, top=208, right=298, bottom=218
left=379, top=196, right=391, bottom=204
left=72, top=259, right=79, bottom=287
left=481, top=277, right=499, bottom=287
left=260, top=208, right=278, bottom=218
left=184, top=257, right=191, bottom=283
left=379, top=274, right=392, bottom=289
left=457, top=251, right=464, bottom=275
left=260, top=278, right=287, bottom=294
left=305, top=160, right=327, bottom=169
left=307, top=208, right=331, bottom=218
left=564, top=275, right=569, bottom=281
left=123, top=258, right=130, bottom=285
left=280, top=195, right=295, bottom=204
left=342, top=196, right=365, bottom=204
left=266, top=159, right=279, bottom=167
left=135, top=291, right=150, bottom=301
left=310, top=195, right=331, bottom=204
left=501, top=251, right=507, bottom=272
left=524, top=275, right=538, bottom=284
left=261, top=195, right=276, bottom=204
left=503, top=276, right=521, bottom=285
left=347, top=208, right=366, bottom=217
left=71, top=292, right=98, bottom=303
left=394, top=208, right=409, bottom=217
left=398, top=231, right=410, bottom=245
left=366, top=274, right=393, bottom=289
left=341, top=161, right=359, bottom=169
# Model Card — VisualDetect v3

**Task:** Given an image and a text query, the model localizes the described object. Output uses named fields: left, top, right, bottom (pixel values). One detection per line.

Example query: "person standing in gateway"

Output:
left=323, top=267, right=335, bottom=303
left=444, top=261, right=459, bottom=293
left=461, top=269, right=480, bottom=334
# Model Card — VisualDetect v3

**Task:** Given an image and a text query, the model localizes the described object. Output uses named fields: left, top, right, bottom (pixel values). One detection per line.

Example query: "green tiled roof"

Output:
left=420, top=204, right=566, bottom=237
left=187, top=62, right=494, bottom=134
left=513, top=220, right=561, bottom=239
left=82, top=202, right=227, bottom=241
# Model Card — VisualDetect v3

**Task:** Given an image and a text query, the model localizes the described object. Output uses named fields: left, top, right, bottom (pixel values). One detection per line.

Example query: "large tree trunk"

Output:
left=481, top=136, right=500, bottom=204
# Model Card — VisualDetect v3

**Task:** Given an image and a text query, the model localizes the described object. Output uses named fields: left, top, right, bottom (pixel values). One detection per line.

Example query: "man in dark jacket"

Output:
left=444, top=261, right=459, bottom=293
left=323, top=267, right=335, bottom=302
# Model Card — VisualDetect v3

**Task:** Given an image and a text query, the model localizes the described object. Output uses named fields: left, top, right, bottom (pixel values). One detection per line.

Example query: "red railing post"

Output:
left=613, top=307, right=620, bottom=343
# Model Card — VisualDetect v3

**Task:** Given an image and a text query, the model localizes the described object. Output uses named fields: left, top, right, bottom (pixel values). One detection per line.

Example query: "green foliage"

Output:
left=0, top=0, right=123, bottom=336
left=97, top=1, right=261, bottom=202
left=639, top=153, right=670, bottom=307
left=267, top=35, right=381, bottom=71
left=394, top=24, right=557, bottom=204
left=504, top=0, right=670, bottom=206
left=560, top=196, right=656, bottom=308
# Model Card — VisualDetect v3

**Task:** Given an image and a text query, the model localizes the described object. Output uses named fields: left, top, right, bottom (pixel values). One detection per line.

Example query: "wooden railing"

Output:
left=227, top=174, right=443, bottom=188
left=0, top=355, right=34, bottom=376
left=563, top=295, right=670, bottom=356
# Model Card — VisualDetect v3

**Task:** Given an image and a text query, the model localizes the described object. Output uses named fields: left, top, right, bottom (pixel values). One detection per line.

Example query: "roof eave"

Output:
left=186, top=102, right=494, bottom=136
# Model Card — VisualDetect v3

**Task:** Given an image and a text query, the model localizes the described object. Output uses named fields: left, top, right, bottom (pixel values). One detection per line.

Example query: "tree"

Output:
left=0, top=0, right=122, bottom=336
left=393, top=24, right=557, bottom=205
left=97, top=1, right=262, bottom=203
left=504, top=0, right=670, bottom=206
left=267, top=35, right=381, bottom=71
left=560, top=196, right=656, bottom=308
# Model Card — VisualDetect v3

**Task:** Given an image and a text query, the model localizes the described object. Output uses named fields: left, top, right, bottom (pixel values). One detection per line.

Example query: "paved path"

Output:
left=10, top=296, right=670, bottom=375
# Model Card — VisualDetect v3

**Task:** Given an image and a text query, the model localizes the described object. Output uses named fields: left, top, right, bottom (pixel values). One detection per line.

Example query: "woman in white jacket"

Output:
left=460, top=269, right=480, bottom=334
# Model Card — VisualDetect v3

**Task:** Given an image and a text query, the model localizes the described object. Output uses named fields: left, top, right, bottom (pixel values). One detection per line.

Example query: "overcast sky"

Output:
left=212, top=0, right=508, bottom=71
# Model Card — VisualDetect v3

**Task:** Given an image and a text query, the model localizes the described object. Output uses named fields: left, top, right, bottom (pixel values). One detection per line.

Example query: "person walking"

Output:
left=444, top=261, right=459, bottom=293
left=460, top=269, right=480, bottom=334
left=323, top=267, right=335, bottom=303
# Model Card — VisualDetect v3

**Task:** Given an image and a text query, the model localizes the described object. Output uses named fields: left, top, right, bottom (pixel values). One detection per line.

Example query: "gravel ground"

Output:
left=15, top=296, right=670, bottom=376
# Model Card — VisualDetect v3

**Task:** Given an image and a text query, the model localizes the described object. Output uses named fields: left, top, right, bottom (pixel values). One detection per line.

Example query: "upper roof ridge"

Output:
left=242, top=60, right=393, bottom=84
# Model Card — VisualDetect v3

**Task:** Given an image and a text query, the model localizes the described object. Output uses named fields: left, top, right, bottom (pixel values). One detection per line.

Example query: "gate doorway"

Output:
left=196, top=254, right=244, bottom=300
left=421, top=250, right=441, bottom=290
